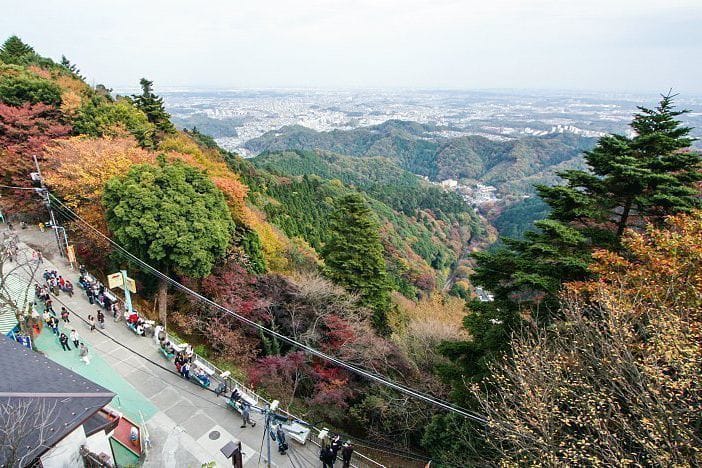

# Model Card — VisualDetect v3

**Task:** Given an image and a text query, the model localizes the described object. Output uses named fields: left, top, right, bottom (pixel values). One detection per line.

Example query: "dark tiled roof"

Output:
left=0, top=335, right=115, bottom=467
left=82, top=411, right=114, bottom=437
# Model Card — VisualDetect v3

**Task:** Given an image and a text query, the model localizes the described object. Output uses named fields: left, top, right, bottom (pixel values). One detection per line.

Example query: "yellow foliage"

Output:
left=391, top=292, right=468, bottom=372
left=53, top=73, right=88, bottom=97
left=44, top=136, right=155, bottom=207
left=159, top=133, right=206, bottom=158
left=397, top=292, right=468, bottom=332
left=247, top=208, right=290, bottom=272
left=474, top=211, right=702, bottom=466
left=26, top=65, right=52, bottom=80
left=60, top=90, right=82, bottom=116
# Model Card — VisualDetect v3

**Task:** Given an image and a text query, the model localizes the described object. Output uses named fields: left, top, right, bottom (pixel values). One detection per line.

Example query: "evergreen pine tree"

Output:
left=0, top=36, right=36, bottom=64
left=430, top=93, right=701, bottom=466
left=60, top=55, right=85, bottom=80
left=439, top=94, right=701, bottom=396
left=131, top=78, right=175, bottom=139
left=322, top=193, right=391, bottom=334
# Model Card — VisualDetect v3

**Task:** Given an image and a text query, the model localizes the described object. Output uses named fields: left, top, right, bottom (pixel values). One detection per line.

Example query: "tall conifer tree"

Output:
left=322, top=193, right=391, bottom=334
left=131, top=78, right=175, bottom=140
left=0, top=36, right=36, bottom=64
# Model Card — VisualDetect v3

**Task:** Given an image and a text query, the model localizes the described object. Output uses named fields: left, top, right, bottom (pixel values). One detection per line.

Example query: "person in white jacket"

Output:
left=79, top=342, right=90, bottom=365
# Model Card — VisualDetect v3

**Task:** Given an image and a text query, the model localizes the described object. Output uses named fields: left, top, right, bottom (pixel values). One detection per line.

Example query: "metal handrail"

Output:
left=86, top=268, right=387, bottom=468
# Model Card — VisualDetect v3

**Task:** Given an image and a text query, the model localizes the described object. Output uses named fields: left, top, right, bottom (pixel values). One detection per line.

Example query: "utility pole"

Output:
left=260, top=400, right=279, bottom=468
left=33, top=155, right=66, bottom=257
left=265, top=403, right=271, bottom=468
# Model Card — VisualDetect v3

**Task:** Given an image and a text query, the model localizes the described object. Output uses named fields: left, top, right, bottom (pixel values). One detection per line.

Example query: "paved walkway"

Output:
left=11, top=225, right=322, bottom=468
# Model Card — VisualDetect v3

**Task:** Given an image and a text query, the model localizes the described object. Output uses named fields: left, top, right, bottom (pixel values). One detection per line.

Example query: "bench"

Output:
left=193, top=360, right=215, bottom=376
left=281, top=422, right=311, bottom=445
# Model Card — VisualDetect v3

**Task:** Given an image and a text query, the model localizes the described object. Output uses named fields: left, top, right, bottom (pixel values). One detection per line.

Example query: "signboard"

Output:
left=108, top=272, right=137, bottom=293
left=14, top=334, right=32, bottom=350
left=66, top=245, right=76, bottom=264
left=107, top=272, right=123, bottom=289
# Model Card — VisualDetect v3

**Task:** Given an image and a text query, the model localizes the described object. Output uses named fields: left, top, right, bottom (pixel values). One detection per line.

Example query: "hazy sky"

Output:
left=3, top=0, right=701, bottom=93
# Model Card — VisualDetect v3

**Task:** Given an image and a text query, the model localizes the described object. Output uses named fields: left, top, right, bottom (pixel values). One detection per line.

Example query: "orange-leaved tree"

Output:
left=469, top=210, right=702, bottom=466
left=44, top=136, right=154, bottom=266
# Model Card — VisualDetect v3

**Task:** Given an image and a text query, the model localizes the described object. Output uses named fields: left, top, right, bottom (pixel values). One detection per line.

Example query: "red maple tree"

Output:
left=0, top=103, right=71, bottom=215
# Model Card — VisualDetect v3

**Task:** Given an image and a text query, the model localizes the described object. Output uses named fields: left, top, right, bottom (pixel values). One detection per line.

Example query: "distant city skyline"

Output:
left=3, top=0, right=702, bottom=93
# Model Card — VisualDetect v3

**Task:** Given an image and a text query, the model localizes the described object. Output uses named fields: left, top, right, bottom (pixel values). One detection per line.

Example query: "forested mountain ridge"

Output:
left=245, top=120, right=597, bottom=194
left=252, top=149, right=482, bottom=230
left=227, top=150, right=484, bottom=298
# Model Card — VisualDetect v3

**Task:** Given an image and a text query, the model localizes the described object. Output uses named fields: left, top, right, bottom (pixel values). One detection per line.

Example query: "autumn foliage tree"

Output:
left=469, top=211, right=702, bottom=466
left=43, top=137, right=154, bottom=265
left=0, top=102, right=71, bottom=214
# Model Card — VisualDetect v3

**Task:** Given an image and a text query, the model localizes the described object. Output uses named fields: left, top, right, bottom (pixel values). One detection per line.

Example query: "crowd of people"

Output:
left=320, top=435, right=354, bottom=468
left=78, top=265, right=116, bottom=311
left=42, top=269, right=73, bottom=296
left=33, top=268, right=91, bottom=365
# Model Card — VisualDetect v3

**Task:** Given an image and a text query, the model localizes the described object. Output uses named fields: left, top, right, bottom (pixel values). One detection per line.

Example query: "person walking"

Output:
left=49, top=316, right=60, bottom=336
left=79, top=342, right=90, bottom=365
left=37, top=251, right=43, bottom=264
left=331, top=434, right=342, bottom=460
left=341, top=441, right=354, bottom=468
left=320, top=445, right=336, bottom=468
left=239, top=403, right=256, bottom=428
left=97, top=310, right=105, bottom=329
left=88, top=315, right=96, bottom=332
left=69, top=329, right=80, bottom=349
left=59, top=333, right=70, bottom=351
left=60, top=307, right=70, bottom=323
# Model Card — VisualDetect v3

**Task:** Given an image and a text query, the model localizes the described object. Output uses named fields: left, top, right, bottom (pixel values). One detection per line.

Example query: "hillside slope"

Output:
left=228, top=151, right=484, bottom=297
left=245, top=120, right=597, bottom=193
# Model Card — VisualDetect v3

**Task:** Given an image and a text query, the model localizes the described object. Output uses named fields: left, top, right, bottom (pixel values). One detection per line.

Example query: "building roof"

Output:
left=0, top=335, right=115, bottom=467
left=0, top=274, right=23, bottom=335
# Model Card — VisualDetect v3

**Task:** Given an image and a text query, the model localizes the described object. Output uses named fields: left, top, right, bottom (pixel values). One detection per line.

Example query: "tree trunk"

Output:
left=158, top=276, right=168, bottom=330
left=616, top=197, right=634, bottom=238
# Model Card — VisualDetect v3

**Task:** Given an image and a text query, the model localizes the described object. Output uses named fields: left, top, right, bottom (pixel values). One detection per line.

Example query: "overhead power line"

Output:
left=45, top=193, right=489, bottom=424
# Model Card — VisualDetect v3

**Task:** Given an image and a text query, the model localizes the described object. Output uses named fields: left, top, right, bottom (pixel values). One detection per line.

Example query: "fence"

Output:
left=97, top=270, right=387, bottom=468
left=164, top=329, right=386, bottom=468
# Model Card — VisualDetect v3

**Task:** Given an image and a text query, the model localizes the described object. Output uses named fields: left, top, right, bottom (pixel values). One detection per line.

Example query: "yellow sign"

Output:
left=108, top=272, right=137, bottom=293
left=107, top=272, right=123, bottom=289
left=66, top=245, right=76, bottom=264
left=125, top=277, right=137, bottom=294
